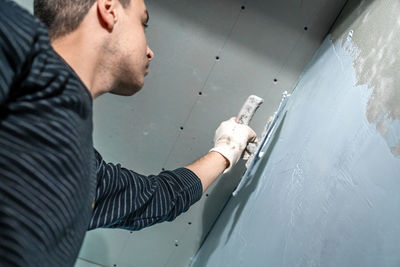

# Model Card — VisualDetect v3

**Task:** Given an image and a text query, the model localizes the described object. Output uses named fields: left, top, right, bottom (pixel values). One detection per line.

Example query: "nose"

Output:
left=147, top=46, right=154, bottom=61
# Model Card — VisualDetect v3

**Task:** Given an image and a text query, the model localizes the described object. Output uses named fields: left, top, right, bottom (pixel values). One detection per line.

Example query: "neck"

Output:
left=51, top=27, right=111, bottom=99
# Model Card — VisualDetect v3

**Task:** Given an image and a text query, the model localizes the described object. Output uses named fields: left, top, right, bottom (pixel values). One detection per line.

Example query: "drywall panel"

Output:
left=191, top=1, right=400, bottom=266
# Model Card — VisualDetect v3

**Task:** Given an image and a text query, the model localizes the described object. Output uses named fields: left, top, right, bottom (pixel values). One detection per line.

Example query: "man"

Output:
left=0, top=0, right=256, bottom=266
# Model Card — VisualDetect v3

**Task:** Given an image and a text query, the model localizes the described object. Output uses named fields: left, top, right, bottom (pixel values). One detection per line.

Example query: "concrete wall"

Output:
left=191, top=0, right=400, bottom=266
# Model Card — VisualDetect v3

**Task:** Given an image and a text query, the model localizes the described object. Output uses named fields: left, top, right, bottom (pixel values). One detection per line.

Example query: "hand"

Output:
left=210, top=117, right=257, bottom=173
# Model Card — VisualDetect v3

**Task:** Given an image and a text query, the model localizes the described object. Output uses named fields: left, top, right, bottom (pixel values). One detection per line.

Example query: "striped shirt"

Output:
left=0, top=1, right=203, bottom=266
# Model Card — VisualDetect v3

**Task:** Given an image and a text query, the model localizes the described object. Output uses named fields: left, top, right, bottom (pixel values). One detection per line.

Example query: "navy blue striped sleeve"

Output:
left=88, top=150, right=203, bottom=230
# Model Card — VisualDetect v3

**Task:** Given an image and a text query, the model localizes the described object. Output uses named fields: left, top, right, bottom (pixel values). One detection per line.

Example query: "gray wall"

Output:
left=191, top=0, right=400, bottom=266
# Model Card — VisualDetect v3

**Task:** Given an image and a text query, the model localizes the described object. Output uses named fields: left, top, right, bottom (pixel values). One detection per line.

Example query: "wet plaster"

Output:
left=191, top=33, right=400, bottom=267
left=332, top=0, right=400, bottom=156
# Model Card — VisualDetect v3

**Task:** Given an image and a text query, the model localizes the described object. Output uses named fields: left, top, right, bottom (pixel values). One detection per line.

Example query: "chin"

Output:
left=111, top=87, right=142, bottom=96
left=110, top=79, right=144, bottom=96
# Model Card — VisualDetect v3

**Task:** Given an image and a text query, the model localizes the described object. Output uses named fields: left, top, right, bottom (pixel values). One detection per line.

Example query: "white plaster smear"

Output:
left=338, top=0, right=400, bottom=157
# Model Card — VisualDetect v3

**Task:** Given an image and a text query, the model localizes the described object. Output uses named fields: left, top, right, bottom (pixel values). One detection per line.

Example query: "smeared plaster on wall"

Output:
left=191, top=33, right=400, bottom=267
left=192, top=1, right=400, bottom=266
left=333, top=0, right=400, bottom=157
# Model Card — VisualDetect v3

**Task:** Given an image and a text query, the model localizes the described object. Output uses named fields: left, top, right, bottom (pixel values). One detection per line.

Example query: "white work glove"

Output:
left=210, top=117, right=257, bottom=173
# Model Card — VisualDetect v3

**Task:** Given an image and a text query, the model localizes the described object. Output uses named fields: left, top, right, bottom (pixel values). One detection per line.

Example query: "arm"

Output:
left=89, top=150, right=203, bottom=231
left=89, top=118, right=256, bottom=231
left=187, top=117, right=257, bottom=193
left=185, top=151, right=229, bottom=193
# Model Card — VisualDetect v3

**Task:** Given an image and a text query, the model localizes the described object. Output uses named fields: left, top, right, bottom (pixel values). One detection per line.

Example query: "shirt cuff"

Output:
left=170, top=167, right=203, bottom=205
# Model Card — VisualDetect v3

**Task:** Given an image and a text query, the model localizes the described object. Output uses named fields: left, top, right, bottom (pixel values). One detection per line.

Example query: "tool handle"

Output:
left=236, top=95, right=264, bottom=125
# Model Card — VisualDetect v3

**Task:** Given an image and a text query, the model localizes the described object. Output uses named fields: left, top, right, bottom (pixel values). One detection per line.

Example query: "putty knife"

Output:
left=233, top=91, right=290, bottom=197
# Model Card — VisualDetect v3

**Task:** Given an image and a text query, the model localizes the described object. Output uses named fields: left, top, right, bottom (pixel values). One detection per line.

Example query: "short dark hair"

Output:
left=34, top=0, right=131, bottom=39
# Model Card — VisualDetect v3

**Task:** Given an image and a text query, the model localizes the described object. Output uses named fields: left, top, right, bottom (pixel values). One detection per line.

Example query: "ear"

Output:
left=97, top=0, right=119, bottom=31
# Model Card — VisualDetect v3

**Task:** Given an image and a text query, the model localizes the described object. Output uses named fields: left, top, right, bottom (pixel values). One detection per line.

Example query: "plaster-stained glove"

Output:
left=243, top=142, right=258, bottom=161
left=210, top=117, right=257, bottom=173
left=243, top=115, right=273, bottom=163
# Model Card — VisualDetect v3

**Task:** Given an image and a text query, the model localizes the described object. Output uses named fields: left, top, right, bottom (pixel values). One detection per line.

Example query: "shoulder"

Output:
left=0, top=0, right=51, bottom=74
left=0, top=0, right=46, bottom=36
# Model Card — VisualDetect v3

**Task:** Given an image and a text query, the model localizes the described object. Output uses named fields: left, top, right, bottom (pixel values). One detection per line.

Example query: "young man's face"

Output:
left=108, top=0, right=154, bottom=96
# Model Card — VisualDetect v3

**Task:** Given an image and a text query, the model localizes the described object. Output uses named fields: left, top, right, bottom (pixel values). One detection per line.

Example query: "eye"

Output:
left=143, top=23, right=149, bottom=29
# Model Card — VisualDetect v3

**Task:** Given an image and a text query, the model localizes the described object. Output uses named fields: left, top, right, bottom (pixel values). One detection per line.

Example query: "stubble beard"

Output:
left=101, top=37, right=144, bottom=96
left=110, top=67, right=143, bottom=96
left=108, top=53, right=144, bottom=96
